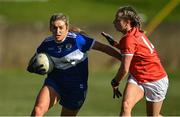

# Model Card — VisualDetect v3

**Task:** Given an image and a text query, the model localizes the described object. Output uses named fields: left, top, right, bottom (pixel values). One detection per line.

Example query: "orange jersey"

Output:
left=119, top=27, right=167, bottom=83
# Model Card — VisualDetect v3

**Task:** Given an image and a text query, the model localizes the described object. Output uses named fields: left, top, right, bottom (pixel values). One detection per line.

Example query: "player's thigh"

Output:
left=123, top=82, right=144, bottom=108
left=34, top=85, right=59, bottom=110
left=61, top=106, right=79, bottom=116
left=146, top=100, right=163, bottom=116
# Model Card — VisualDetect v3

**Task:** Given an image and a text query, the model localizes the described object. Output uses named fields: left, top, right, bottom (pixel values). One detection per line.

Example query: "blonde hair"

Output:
left=49, top=13, right=87, bottom=35
left=69, top=26, right=88, bottom=36
left=49, top=13, right=69, bottom=31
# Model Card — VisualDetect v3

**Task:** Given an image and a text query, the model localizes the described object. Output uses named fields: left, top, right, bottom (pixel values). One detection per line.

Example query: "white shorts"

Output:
left=128, top=75, right=169, bottom=102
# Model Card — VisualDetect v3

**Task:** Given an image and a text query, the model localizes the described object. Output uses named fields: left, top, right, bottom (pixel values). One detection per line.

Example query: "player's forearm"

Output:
left=104, top=46, right=122, bottom=61
left=114, top=64, right=129, bottom=83
left=92, top=41, right=121, bottom=61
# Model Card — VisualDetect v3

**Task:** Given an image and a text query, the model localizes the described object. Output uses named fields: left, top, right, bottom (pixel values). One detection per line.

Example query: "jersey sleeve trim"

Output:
left=89, top=39, right=96, bottom=50
left=121, top=54, right=134, bottom=56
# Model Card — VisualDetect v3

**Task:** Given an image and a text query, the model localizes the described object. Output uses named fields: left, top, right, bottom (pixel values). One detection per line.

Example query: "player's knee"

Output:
left=122, top=101, right=132, bottom=114
left=32, top=106, right=47, bottom=116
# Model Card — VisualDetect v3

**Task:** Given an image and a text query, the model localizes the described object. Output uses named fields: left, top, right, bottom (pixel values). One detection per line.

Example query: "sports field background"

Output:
left=0, top=0, right=180, bottom=116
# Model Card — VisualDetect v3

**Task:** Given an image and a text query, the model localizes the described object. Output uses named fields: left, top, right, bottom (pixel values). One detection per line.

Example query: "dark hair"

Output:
left=49, top=13, right=87, bottom=35
left=117, top=6, right=142, bottom=29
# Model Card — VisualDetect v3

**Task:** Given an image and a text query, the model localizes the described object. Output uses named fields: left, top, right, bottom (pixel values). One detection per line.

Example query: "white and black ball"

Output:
left=35, top=53, right=54, bottom=74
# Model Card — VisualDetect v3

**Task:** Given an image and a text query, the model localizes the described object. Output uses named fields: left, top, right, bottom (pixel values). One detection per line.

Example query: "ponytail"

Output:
left=69, top=26, right=88, bottom=36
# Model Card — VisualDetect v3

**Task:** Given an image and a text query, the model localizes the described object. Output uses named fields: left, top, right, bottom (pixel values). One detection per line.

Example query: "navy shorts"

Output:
left=44, top=77, right=87, bottom=110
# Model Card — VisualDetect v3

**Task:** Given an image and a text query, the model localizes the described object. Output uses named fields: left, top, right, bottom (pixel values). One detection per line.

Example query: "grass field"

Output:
left=0, top=68, right=179, bottom=116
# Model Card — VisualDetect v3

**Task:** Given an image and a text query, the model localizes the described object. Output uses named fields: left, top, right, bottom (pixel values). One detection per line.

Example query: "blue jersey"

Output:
left=36, top=32, right=95, bottom=83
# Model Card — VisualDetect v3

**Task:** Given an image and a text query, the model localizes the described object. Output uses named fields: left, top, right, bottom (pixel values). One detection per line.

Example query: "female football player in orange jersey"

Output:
left=103, top=6, right=169, bottom=116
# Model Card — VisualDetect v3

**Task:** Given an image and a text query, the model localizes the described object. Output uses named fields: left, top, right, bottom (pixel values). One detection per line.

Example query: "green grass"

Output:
left=0, top=68, right=180, bottom=116
left=0, top=69, right=43, bottom=115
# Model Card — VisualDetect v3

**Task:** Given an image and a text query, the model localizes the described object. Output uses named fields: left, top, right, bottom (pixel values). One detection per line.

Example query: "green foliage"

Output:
left=0, top=69, right=179, bottom=116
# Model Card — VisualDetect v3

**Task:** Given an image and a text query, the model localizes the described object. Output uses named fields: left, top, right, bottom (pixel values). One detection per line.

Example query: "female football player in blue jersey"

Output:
left=27, top=13, right=121, bottom=116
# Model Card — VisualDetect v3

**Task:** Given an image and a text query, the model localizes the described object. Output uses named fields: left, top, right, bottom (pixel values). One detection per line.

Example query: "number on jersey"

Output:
left=141, top=36, right=154, bottom=54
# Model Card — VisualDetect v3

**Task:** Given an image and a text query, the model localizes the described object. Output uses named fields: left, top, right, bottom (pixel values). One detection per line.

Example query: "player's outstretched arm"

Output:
left=92, top=41, right=121, bottom=61
left=101, top=32, right=115, bottom=46
left=101, top=32, right=119, bottom=49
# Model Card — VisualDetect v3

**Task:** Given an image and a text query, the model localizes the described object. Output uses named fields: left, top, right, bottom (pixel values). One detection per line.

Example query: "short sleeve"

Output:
left=36, top=40, right=47, bottom=53
left=119, top=36, right=136, bottom=55
left=76, top=33, right=95, bottom=52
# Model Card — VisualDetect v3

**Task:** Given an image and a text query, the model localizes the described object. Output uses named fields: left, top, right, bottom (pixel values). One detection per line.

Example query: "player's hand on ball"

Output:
left=27, top=53, right=54, bottom=75
left=101, top=32, right=115, bottom=46
left=111, top=78, right=122, bottom=98
left=34, top=64, right=46, bottom=75
left=27, top=58, right=46, bottom=75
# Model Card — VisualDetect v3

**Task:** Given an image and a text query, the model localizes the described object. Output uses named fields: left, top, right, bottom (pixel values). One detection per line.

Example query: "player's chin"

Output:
left=114, top=26, right=121, bottom=32
left=116, top=28, right=124, bottom=33
left=55, top=35, right=61, bottom=39
left=115, top=28, right=121, bottom=32
left=55, top=36, right=63, bottom=41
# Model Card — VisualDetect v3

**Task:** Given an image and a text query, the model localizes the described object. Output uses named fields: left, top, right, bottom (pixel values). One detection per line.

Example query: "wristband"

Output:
left=111, top=78, right=119, bottom=87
